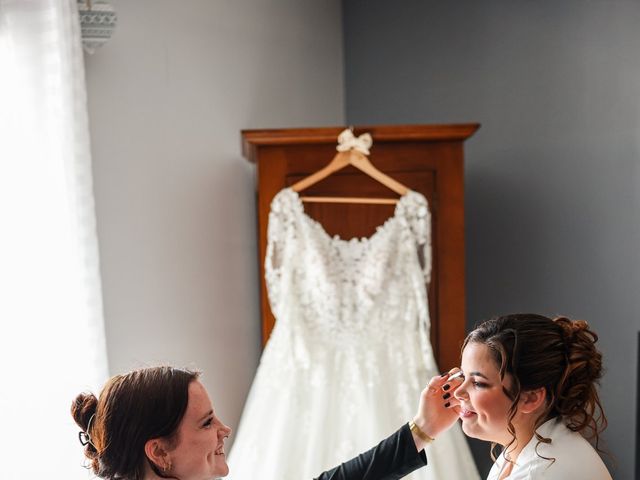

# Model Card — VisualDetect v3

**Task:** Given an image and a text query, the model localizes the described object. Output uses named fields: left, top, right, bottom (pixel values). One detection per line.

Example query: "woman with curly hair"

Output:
left=449, top=314, right=611, bottom=479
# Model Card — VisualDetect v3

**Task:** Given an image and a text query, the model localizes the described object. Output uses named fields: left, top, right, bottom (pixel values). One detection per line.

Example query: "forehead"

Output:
left=461, top=343, right=500, bottom=375
left=184, top=380, right=213, bottom=419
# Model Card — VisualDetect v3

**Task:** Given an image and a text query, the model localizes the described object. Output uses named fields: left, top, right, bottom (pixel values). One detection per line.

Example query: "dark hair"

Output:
left=463, top=314, right=607, bottom=459
left=71, top=366, right=200, bottom=480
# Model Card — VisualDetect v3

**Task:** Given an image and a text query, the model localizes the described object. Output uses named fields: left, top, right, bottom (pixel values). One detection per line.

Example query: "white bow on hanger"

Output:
left=336, top=129, right=372, bottom=155
left=290, top=127, right=409, bottom=204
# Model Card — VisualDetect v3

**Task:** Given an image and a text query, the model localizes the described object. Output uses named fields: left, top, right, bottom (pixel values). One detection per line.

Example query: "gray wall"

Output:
left=85, top=0, right=344, bottom=441
left=344, top=0, right=640, bottom=477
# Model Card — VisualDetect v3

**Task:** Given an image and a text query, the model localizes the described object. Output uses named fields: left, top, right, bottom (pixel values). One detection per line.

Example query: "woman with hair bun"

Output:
left=447, top=314, right=612, bottom=479
left=71, top=365, right=457, bottom=480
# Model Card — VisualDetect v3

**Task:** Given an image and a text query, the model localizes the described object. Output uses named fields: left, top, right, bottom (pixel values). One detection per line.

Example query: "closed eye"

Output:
left=202, top=417, right=214, bottom=428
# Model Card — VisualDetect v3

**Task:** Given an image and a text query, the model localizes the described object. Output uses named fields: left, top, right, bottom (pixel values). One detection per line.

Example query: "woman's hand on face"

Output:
left=411, top=369, right=464, bottom=450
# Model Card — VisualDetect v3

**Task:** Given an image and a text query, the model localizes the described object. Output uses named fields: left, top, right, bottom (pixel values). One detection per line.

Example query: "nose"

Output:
left=454, top=380, right=469, bottom=402
left=220, top=423, right=232, bottom=438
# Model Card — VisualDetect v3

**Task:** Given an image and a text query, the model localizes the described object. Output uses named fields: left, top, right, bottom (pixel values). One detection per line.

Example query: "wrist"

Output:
left=411, top=416, right=436, bottom=440
left=409, top=419, right=434, bottom=452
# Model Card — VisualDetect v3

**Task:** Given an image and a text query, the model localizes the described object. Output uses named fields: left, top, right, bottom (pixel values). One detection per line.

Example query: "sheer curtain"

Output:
left=0, top=1, right=109, bottom=478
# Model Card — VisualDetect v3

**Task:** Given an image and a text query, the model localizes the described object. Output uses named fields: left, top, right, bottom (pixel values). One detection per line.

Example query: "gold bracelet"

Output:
left=409, top=420, right=435, bottom=443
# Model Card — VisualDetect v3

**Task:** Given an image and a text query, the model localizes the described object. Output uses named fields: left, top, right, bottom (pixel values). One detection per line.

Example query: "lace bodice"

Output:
left=265, top=188, right=431, bottom=350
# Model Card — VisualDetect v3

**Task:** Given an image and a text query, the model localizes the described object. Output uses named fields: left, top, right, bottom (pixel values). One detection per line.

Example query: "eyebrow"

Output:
left=468, top=371, right=489, bottom=379
left=198, top=409, right=213, bottom=422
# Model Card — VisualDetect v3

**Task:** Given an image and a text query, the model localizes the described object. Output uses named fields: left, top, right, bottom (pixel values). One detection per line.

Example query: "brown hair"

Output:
left=71, top=366, right=200, bottom=480
left=463, top=314, right=607, bottom=459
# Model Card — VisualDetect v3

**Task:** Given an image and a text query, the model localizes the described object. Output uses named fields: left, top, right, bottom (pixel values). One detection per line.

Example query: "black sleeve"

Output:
left=313, top=423, right=428, bottom=480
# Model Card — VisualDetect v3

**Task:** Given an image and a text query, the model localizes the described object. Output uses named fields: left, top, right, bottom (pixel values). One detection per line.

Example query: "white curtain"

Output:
left=0, top=1, right=109, bottom=478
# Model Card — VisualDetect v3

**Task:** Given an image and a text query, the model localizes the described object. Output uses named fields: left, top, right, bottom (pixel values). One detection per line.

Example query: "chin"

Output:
left=214, top=463, right=229, bottom=477
left=461, top=423, right=485, bottom=441
left=461, top=423, right=474, bottom=437
left=462, top=425, right=501, bottom=444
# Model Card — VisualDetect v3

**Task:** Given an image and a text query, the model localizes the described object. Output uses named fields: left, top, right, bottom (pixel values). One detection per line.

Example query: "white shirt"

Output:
left=487, top=417, right=612, bottom=480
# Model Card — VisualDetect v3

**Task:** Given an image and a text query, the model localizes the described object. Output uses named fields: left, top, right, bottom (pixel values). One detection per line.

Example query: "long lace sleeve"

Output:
left=264, top=191, right=289, bottom=313
left=397, top=192, right=432, bottom=284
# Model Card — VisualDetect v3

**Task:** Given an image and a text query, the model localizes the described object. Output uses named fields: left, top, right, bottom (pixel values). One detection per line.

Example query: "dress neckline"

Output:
left=285, top=188, right=416, bottom=245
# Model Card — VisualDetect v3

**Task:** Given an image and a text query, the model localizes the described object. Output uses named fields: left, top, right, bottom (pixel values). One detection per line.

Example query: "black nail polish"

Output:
left=443, top=384, right=450, bottom=391
left=440, top=372, right=448, bottom=377
left=444, top=402, right=451, bottom=408
left=443, top=392, right=450, bottom=400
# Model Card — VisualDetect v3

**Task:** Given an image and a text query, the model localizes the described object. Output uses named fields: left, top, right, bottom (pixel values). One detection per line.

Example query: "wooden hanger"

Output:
left=290, top=129, right=409, bottom=205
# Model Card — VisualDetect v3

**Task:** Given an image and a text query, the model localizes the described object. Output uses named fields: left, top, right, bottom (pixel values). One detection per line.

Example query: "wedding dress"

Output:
left=228, top=188, right=479, bottom=480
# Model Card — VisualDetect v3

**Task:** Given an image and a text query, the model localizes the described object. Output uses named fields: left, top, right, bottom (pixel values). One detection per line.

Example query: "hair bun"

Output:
left=70, top=392, right=100, bottom=471
left=555, top=316, right=593, bottom=341
left=553, top=316, right=604, bottom=420
left=71, top=392, right=98, bottom=431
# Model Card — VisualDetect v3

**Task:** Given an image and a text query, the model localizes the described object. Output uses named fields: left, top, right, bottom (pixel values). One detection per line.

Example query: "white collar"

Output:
left=493, top=417, right=566, bottom=476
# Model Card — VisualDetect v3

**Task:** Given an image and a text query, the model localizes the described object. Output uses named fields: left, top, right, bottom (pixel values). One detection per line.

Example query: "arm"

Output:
left=314, top=372, right=463, bottom=480
left=313, top=423, right=426, bottom=480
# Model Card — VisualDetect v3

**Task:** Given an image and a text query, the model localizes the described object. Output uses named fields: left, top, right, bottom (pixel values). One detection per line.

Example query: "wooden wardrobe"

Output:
left=242, top=124, right=480, bottom=371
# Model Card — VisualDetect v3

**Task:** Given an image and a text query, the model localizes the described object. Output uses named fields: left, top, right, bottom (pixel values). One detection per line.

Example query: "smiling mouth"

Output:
left=459, top=408, right=477, bottom=419
left=215, top=445, right=225, bottom=456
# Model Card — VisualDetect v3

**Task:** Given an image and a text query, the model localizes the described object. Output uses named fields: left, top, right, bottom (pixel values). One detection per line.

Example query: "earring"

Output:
left=163, top=461, right=172, bottom=473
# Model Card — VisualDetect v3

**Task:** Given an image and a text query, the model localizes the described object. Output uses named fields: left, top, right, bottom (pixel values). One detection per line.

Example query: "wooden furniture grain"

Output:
left=242, top=124, right=480, bottom=371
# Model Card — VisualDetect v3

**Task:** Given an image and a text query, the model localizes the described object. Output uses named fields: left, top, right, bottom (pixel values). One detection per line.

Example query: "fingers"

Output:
left=441, top=368, right=464, bottom=394
left=442, top=392, right=461, bottom=409
left=426, top=366, right=459, bottom=386
left=414, top=369, right=465, bottom=441
left=424, top=368, right=464, bottom=408
left=425, top=373, right=450, bottom=393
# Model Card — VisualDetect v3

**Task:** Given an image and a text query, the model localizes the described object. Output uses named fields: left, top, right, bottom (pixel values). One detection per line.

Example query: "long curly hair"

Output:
left=463, top=314, right=607, bottom=461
